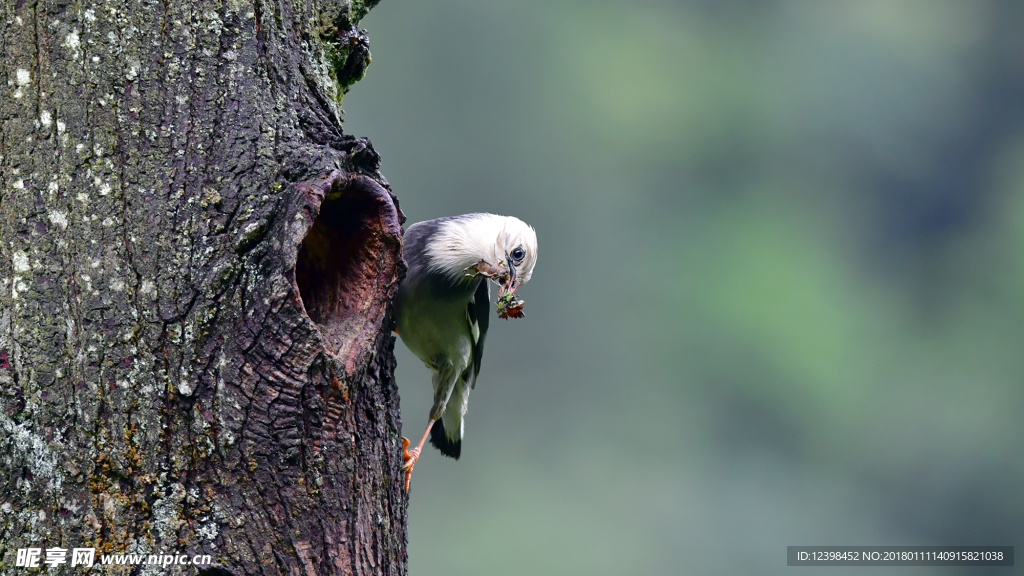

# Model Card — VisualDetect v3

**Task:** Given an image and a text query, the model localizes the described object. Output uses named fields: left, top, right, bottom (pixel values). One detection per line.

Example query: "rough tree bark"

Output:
left=0, top=0, right=408, bottom=574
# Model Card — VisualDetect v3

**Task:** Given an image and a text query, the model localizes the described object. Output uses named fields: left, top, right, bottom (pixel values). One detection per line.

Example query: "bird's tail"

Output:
left=429, top=419, right=460, bottom=460
left=429, top=379, right=469, bottom=460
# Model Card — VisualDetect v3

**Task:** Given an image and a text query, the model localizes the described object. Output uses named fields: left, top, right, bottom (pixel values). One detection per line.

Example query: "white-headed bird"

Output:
left=395, top=213, right=538, bottom=490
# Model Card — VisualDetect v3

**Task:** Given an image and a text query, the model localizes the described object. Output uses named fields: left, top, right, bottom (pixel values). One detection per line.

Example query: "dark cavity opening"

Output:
left=294, top=175, right=401, bottom=359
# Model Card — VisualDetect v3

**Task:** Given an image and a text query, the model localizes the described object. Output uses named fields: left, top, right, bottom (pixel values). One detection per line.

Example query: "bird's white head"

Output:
left=427, top=213, right=538, bottom=294
left=492, top=216, right=538, bottom=293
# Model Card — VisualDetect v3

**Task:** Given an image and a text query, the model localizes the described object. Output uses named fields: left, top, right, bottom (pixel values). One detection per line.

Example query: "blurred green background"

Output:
left=343, top=1, right=1024, bottom=574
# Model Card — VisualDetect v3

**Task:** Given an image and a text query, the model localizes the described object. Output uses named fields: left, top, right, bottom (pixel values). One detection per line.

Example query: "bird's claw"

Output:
left=402, top=442, right=421, bottom=471
left=401, top=437, right=422, bottom=491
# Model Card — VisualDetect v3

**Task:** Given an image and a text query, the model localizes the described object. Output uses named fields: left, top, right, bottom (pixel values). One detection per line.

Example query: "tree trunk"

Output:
left=0, top=0, right=408, bottom=574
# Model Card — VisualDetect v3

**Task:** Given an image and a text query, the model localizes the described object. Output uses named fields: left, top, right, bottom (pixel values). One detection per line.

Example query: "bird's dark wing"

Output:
left=467, top=279, right=490, bottom=389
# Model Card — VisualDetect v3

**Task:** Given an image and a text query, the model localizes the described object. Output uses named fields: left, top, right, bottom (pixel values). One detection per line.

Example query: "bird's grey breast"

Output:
left=395, top=218, right=483, bottom=366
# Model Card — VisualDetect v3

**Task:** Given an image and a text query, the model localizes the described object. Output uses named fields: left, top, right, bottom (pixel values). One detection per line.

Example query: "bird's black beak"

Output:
left=499, top=252, right=518, bottom=297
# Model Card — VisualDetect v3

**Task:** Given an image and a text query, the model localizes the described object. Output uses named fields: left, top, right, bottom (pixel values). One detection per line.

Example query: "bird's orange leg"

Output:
left=401, top=419, right=435, bottom=491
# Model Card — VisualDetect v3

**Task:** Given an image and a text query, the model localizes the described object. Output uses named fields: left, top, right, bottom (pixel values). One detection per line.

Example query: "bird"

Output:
left=394, top=213, right=538, bottom=491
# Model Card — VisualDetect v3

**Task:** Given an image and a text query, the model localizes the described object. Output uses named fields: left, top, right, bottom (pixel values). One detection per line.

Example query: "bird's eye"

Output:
left=511, top=247, right=525, bottom=262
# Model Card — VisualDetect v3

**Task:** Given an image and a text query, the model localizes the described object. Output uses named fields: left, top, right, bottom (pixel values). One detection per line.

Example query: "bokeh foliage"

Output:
left=344, top=1, right=1024, bottom=574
